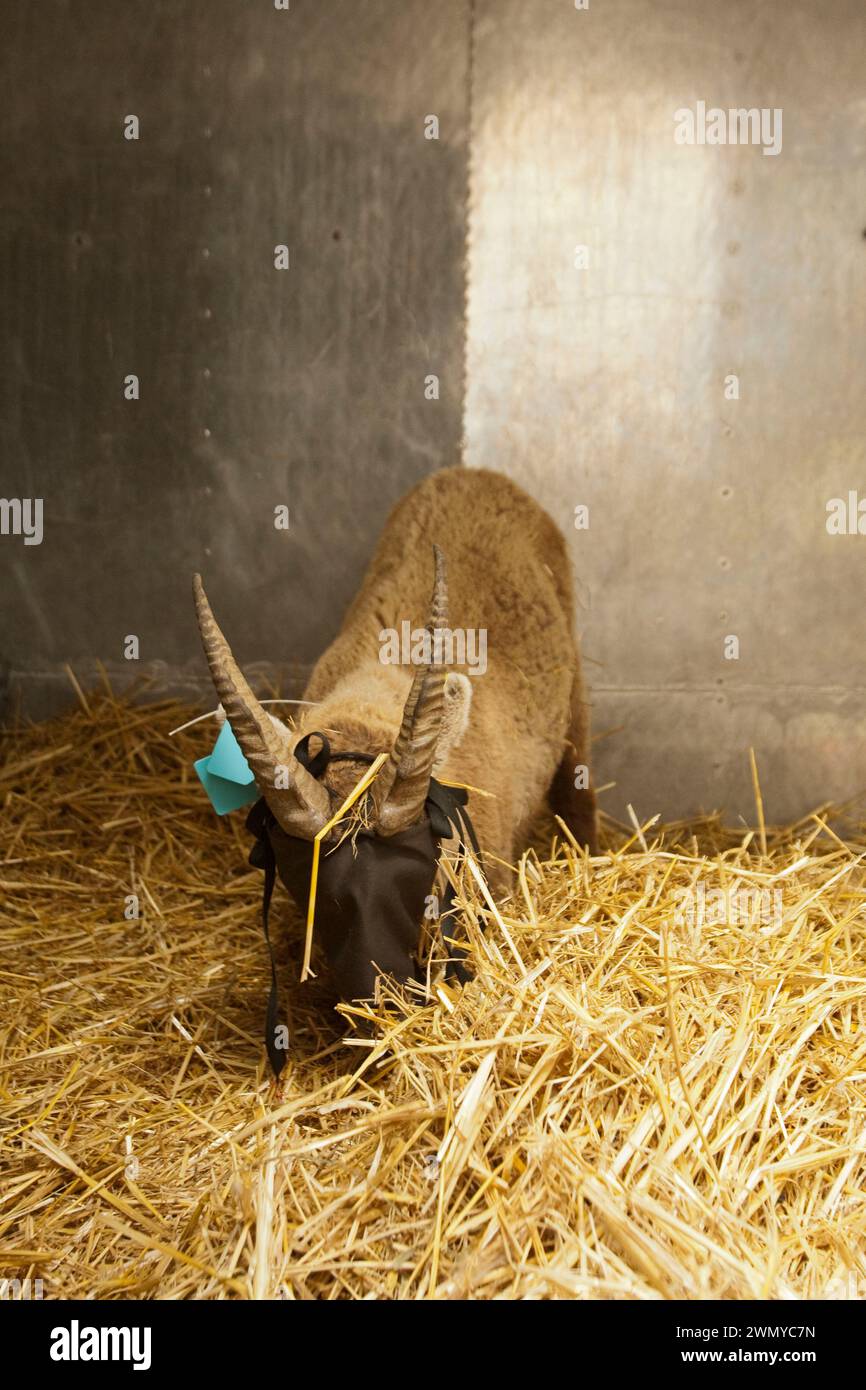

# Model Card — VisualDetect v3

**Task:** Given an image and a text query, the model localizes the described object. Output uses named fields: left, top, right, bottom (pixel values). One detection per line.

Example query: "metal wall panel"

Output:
left=0, top=0, right=469, bottom=717
left=466, top=0, right=866, bottom=822
left=4, top=0, right=864, bottom=829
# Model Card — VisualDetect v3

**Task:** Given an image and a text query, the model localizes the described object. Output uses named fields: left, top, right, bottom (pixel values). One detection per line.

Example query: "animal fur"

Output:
left=297, top=467, right=597, bottom=887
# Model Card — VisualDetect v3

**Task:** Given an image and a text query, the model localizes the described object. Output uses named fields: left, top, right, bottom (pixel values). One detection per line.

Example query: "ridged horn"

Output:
left=375, top=545, right=448, bottom=835
left=192, top=574, right=330, bottom=838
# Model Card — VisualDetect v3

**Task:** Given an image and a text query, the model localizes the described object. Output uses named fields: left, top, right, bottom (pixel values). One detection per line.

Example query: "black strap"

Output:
left=425, top=781, right=480, bottom=985
left=426, top=778, right=481, bottom=856
left=246, top=799, right=286, bottom=1077
left=294, top=731, right=377, bottom=777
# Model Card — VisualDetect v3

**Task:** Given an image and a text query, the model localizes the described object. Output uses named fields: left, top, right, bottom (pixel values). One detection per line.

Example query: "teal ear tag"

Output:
left=207, top=720, right=256, bottom=785
left=194, top=720, right=261, bottom=816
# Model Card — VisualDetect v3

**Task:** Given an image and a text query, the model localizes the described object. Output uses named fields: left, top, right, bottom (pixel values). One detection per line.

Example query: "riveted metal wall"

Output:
left=4, top=1, right=864, bottom=828
left=466, top=0, right=866, bottom=822
left=0, top=0, right=469, bottom=718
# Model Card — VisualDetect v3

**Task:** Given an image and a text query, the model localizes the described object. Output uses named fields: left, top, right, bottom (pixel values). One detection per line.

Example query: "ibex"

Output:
left=193, top=467, right=596, bottom=1017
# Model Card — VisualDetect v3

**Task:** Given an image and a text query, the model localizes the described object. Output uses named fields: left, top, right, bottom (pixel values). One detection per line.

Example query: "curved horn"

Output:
left=192, top=574, right=330, bottom=838
left=375, top=545, right=448, bottom=835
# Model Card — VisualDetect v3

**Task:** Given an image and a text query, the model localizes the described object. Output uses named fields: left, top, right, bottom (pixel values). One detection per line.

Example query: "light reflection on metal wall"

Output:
left=466, top=0, right=866, bottom=822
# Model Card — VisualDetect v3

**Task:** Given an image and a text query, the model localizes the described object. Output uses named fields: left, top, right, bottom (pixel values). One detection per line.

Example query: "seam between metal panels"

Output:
left=459, top=0, right=476, bottom=467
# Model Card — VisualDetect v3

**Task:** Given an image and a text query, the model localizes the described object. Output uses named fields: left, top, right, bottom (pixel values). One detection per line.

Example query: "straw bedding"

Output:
left=2, top=684, right=865, bottom=1300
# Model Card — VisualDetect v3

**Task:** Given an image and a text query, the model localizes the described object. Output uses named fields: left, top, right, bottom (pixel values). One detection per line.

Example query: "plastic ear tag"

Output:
left=194, top=720, right=260, bottom=815
left=207, top=720, right=256, bottom=784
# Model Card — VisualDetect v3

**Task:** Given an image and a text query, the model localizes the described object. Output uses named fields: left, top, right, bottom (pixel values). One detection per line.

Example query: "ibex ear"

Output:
left=434, top=672, right=472, bottom=773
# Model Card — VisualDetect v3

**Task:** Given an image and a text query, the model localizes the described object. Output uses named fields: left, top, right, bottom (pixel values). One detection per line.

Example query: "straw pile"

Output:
left=2, top=683, right=865, bottom=1300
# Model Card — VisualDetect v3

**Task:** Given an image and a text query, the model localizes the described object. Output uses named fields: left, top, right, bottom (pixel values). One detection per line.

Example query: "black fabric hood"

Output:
left=245, top=759, right=478, bottom=1075
left=257, top=806, right=436, bottom=1002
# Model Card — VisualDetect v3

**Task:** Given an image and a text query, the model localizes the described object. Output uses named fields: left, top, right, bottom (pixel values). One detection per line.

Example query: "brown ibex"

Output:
left=193, top=467, right=596, bottom=1012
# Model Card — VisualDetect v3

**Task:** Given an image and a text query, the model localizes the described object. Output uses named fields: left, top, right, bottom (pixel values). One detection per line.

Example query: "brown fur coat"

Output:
left=297, top=467, right=596, bottom=888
